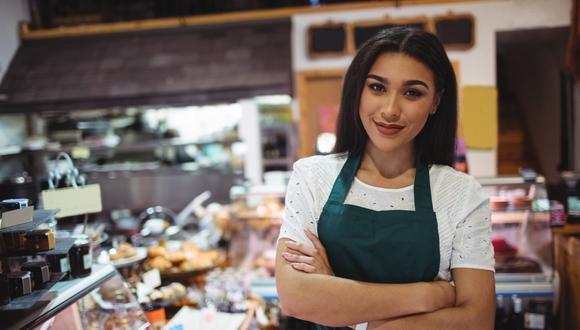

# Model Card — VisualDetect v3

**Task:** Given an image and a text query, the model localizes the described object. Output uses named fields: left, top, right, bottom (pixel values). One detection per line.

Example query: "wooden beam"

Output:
left=21, top=0, right=495, bottom=40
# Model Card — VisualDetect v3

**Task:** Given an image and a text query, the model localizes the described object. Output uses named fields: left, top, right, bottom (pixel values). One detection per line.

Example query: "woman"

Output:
left=275, top=27, right=495, bottom=330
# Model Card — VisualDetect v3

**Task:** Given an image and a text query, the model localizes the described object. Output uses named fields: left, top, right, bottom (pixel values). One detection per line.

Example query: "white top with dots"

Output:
left=278, top=153, right=495, bottom=281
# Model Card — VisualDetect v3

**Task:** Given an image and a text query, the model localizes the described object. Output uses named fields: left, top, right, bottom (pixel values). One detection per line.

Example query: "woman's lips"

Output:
left=374, top=121, right=404, bottom=136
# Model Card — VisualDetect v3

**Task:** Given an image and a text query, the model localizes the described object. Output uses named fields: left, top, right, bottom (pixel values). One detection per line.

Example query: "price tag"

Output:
left=42, top=184, right=102, bottom=218
left=71, top=146, right=91, bottom=159
left=136, top=282, right=152, bottom=303
left=143, top=268, right=161, bottom=290
left=524, top=313, right=545, bottom=329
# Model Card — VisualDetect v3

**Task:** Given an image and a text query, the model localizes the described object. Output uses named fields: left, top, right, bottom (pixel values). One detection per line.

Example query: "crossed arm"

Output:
left=275, top=233, right=495, bottom=329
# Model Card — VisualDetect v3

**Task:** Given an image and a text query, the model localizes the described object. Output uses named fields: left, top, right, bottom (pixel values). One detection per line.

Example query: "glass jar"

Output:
left=69, top=237, right=92, bottom=278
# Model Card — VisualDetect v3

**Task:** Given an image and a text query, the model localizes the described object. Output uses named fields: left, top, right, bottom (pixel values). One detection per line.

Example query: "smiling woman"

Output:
left=275, top=27, right=495, bottom=330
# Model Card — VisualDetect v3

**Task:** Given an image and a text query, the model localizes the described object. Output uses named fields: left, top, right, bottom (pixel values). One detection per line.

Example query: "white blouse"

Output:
left=278, top=153, right=495, bottom=281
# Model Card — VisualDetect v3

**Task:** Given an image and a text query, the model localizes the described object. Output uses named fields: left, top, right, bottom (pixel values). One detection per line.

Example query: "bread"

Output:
left=147, top=257, right=172, bottom=272
left=166, top=251, right=185, bottom=264
left=147, top=246, right=166, bottom=258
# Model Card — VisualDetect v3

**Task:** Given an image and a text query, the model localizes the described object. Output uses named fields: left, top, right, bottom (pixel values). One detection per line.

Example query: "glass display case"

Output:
left=2, top=264, right=150, bottom=330
left=228, top=184, right=284, bottom=272
left=478, top=176, right=557, bottom=330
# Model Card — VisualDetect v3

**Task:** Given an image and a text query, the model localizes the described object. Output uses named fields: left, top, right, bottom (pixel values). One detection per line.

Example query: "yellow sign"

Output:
left=460, top=86, right=498, bottom=149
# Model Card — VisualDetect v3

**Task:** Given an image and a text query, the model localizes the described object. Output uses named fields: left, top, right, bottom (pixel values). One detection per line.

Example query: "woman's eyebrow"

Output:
left=403, top=80, right=430, bottom=90
left=366, top=74, right=387, bottom=84
left=366, top=75, right=430, bottom=90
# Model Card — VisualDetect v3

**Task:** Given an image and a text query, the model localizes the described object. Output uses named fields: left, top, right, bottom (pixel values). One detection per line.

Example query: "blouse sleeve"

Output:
left=277, top=161, right=320, bottom=248
left=450, top=178, right=495, bottom=272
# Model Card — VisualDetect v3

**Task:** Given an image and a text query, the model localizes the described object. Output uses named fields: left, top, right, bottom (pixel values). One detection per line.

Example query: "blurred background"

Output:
left=0, top=1, right=578, bottom=329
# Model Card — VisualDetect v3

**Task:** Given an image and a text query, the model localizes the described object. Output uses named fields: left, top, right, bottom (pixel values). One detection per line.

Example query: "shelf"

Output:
left=552, top=223, right=580, bottom=235
left=478, top=176, right=545, bottom=185
left=491, top=211, right=549, bottom=225
left=2, top=237, right=76, bottom=258
left=0, top=272, right=66, bottom=311
left=262, top=158, right=291, bottom=167
left=251, top=275, right=556, bottom=301
left=495, top=280, right=555, bottom=297
left=39, top=138, right=241, bottom=155
left=2, top=264, right=117, bottom=330
left=0, top=209, right=58, bottom=234
left=495, top=272, right=553, bottom=283
left=250, top=278, right=278, bottom=301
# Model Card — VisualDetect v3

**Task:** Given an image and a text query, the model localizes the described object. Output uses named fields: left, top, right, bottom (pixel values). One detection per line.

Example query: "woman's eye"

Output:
left=404, top=89, right=423, bottom=98
left=369, top=83, right=385, bottom=93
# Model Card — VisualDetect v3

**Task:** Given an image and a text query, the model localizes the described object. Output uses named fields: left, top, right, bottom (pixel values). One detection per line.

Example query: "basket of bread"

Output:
left=143, top=241, right=224, bottom=279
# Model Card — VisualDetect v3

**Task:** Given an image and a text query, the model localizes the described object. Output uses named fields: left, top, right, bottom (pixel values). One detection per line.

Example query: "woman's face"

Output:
left=359, top=52, right=439, bottom=156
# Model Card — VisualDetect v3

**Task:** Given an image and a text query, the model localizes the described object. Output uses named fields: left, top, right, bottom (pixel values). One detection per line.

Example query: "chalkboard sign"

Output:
left=434, top=14, right=475, bottom=50
left=353, top=18, right=428, bottom=50
left=354, top=24, right=396, bottom=49
left=308, top=23, right=348, bottom=58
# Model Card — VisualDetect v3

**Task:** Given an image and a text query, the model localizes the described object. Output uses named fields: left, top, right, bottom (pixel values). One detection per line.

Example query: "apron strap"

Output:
left=413, top=164, right=434, bottom=212
left=327, top=155, right=434, bottom=213
left=327, top=154, right=361, bottom=203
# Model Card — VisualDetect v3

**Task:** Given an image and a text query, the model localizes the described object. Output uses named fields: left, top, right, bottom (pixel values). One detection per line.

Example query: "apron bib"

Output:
left=311, top=155, right=440, bottom=330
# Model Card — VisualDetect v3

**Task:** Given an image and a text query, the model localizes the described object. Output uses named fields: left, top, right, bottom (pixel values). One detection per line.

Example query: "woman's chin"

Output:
left=367, top=138, right=412, bottom=155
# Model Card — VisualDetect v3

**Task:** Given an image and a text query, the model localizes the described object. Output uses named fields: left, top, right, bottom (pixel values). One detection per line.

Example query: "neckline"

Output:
left=327, top=154, right=434, bottom=212
left=353, top=176, right=414, bottom=192
left=353, top=165, right=436, bottom=192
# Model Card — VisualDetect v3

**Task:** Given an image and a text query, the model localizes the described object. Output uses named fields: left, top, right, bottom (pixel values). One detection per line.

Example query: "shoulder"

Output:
left=290, top=154, right=347, bottom=195
left=430, top=165, right=488, bottom=218
left=430, top=165, right=483, bottom=192
left=292, top=153, right=348, bottom=177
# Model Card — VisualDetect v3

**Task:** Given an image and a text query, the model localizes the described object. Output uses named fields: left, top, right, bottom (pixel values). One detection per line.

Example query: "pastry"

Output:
left=490, top=197, right=509, bottom=210
left=110, top=242, right=136, bottom=260
left=166, top=251, right=185, bottom=264
left=495, top=256, right=542, bottom=273
left=147, top=246, right=166, bottom=258
left=512, top=196, right=532, bottom=209
left=147, top=257, right=172, bottom=272
left=169, top=283, right=186, bottom=296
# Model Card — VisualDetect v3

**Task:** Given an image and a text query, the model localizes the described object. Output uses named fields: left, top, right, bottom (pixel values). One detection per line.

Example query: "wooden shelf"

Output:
left=552, top=224, right=580, bottom=235
left=491, top=211, right=549, bottom=225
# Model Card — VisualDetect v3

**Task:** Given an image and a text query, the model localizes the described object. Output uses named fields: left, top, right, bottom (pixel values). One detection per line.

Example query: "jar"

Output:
left=46, top=252, right=71, bottom=278
left=21, top=261, right=50, bottom=289
left=25, top=229, right=55, bottom=252
left=2, top=232, right=27, bottom=252
left=69, top=237, right=92, bottom=278
left=6, top=271, right=32, bottom=297
left=0, top=274, right=10, bottom=305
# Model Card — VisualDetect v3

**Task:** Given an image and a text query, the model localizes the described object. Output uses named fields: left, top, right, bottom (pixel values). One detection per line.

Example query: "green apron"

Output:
left=311, top=155, right=440, bottom=330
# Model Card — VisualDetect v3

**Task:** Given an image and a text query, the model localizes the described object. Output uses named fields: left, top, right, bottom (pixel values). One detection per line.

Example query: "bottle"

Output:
left=495, top=295, right=506, bottom=330
left=561, top=171, right=580, bottom=224
left=524, top=300, right=552, bottom=330
left=509, top=296, right=524, bottom=330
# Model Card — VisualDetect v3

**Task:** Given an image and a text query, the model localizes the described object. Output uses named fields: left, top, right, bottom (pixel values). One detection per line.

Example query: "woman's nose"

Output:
left=380, top=95, right=401, bottom=122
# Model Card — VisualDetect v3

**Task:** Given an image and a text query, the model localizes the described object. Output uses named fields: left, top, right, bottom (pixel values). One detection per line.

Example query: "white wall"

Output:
left=291, top=0, right=571, bottom=177
left=0, top=0, right=28, bottom=82
left=0, top=0, right=29, bottom=147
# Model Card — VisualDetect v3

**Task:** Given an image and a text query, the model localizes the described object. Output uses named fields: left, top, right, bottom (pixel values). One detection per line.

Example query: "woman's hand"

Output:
left=281, top=229, right=334, bottom=276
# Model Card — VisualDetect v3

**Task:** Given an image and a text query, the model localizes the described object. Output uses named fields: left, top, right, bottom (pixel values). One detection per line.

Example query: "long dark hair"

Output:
left=333, top=27, right=457, bottom=166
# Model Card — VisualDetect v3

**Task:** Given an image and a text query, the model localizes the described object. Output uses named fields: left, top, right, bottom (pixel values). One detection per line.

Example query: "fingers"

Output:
left=304, top=229, right=326, bottom=254
left=290, top=262, right=316, bottom=273
left=286, top=241, right=317, bottom=257
left=281, top=252, right=314, bottom=265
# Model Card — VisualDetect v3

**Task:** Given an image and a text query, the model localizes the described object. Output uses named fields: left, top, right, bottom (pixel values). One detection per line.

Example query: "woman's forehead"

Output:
left=368, top=52, right=434, bottom=84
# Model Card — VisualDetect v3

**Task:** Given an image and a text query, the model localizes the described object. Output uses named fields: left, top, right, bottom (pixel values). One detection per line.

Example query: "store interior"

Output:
left=0, top=0, right=579, bottom=329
